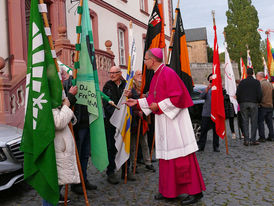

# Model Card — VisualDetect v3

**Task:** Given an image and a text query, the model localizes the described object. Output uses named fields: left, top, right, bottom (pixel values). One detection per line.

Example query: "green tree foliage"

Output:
left=207, top=46, right=213, bottom=62
left=224, top=0, right=263, bottom=73
left=219, top=52, right=225, bottom=63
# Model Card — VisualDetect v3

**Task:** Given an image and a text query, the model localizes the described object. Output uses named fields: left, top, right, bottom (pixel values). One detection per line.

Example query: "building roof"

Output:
left=185, top=27, right=207, bottom=42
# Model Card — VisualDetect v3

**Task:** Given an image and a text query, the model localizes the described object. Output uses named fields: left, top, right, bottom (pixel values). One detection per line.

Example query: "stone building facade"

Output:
left=191, top=63, right=239, bottom=85
left=185, top=27, right=208, bottom=63
left=0, top=0, right=172, bottom=127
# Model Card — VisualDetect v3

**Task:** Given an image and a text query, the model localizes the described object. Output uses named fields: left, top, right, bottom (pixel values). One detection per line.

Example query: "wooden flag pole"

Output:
left=39, top=0, right=90, bottom=205
left=38, top=0, right=60, bottom=73
left=150, top=134, right=155, bottom=161
left=37, top=1, right=85, bottom=206
left=133, top=118, right=142, bottom=175
left=166, top=0, right=180, bottom=64
left=40, top=1, right=89, bottom=205
left=69, top=0, right=90, bottom=205
left=212, top=10, right=229, bottom=155
left=73, top=0, right=83, bottom=80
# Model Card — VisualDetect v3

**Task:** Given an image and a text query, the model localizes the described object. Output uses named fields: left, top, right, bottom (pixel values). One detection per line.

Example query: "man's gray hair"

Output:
left=256, top=71, right=264, bottom=78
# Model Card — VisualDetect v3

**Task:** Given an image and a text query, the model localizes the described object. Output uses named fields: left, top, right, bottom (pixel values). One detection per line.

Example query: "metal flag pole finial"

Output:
left=211, top=10, right=216, bottom=26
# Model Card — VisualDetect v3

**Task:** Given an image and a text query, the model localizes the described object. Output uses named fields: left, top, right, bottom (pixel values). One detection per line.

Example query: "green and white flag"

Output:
left=20, top=0, right=62, bottom=205
left=75, top=0, right=108, bottom=171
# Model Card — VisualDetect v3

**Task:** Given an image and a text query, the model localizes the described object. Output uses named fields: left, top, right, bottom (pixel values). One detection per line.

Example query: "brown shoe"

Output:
left=250, top=141, right=259, bottom=146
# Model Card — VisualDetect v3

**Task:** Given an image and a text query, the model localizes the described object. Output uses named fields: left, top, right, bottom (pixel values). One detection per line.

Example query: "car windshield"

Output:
left=191, top=86, right=206, bottom=100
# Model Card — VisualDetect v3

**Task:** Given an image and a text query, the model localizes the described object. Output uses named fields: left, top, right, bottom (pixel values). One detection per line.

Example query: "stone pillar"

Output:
left=55, top=26, right=75, bottom=67
left=7, top=0, right=27, bottom=81
left=49, top=0, right=66, bottom=41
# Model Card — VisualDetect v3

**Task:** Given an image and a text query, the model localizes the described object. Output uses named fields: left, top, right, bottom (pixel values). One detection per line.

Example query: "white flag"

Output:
left=224, top=42, right=238, bottom=114
left=263, top=56, right=269, bottom=80
left=110, top=24, right=137, bottom=170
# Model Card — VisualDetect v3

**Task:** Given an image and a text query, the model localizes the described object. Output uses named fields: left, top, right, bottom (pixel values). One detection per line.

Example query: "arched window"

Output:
left=117, top=23, right=128, bottom=67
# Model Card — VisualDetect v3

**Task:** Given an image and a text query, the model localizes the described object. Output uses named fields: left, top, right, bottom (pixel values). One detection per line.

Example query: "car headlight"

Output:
left=0, top=147, right=7, bottom=161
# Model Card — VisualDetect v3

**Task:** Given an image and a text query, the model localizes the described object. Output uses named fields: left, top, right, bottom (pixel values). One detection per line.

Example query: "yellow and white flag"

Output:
left=110, top=23, right=137, bottom=170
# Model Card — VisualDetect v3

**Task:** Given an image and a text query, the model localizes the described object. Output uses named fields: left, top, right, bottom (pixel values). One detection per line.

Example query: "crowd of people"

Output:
left=48, top=49, right=273, bottom=206
left=198, top=67, right=273, bottom=153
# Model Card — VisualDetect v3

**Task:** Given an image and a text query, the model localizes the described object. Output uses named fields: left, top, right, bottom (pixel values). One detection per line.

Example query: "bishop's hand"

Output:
left=149, top=102, right=159, bottom=112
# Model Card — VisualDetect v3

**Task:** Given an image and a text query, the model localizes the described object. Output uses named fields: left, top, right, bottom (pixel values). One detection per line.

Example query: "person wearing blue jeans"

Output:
left=61, top=70, right=97, bottom=195
left=256, top=72, right=274, bottom=142
left=75, top=127, right=90, bottom=182
left=72, top=105, right=97, bottom=194
left=197, top=74, right=220, bottom=152
left=258, top=107, right=274, bottom=141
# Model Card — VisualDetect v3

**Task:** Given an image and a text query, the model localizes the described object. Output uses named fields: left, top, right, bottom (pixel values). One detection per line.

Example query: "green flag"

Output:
left=20, top=0, right=62, bottom=205
left=75, top=0, right=108, bottom=171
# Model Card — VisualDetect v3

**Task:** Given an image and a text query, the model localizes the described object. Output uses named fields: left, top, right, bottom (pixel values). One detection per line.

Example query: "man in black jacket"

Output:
left=236, top=68, right=262, bottom=146
left=103, top=66, right=126, bottom=184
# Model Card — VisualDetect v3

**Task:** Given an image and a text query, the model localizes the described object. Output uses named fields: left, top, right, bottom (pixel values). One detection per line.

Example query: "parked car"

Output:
left=0, top=124, right=24, bottom=191
left=189, top=84, right=207, bottom=141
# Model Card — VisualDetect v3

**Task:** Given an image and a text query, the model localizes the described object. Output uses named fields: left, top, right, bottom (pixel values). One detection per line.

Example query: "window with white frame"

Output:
left=140, top=0, right=145, bottom=11
left=118, top=29, right=126, bottom=66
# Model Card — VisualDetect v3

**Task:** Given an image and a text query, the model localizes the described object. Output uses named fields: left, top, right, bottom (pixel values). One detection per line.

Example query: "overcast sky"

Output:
left=172, top=0, right=274, bottom=52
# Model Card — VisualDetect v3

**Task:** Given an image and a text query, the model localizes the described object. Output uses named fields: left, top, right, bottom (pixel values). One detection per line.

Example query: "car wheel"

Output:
left=192, top=120, right=201, bottom=142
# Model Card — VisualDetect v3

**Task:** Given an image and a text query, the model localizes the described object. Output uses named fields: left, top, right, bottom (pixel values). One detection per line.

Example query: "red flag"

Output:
left=240, top=57, right=247, bottom=80
left=211, top=25, right=225, bottom=139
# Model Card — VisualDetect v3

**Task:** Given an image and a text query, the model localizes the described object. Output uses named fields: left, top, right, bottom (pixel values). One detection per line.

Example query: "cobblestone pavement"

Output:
left=1, top=120, right=274, bottom=206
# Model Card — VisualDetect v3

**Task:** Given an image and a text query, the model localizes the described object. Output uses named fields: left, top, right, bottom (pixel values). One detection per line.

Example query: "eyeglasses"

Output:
left=108, top=71, right=120, bottom=74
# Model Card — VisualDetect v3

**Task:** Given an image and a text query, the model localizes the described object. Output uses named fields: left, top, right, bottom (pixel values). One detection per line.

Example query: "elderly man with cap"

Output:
left=197, top=73, right=220, bottom=152
left=125, top=48, right=205, bottom=205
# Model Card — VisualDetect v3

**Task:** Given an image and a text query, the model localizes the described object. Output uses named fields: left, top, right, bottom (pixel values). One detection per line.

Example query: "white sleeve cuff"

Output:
left=158, top=98, right=180, bottom=119
left=138, top=98, right=152, bottom=116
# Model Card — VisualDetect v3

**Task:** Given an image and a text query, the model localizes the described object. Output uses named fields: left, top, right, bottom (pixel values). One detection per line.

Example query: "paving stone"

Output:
left=0, top=119, right=273, bottom=205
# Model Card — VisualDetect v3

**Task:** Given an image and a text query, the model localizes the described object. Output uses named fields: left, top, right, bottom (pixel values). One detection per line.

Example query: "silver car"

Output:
left=0, top=124, right=24, bottom=191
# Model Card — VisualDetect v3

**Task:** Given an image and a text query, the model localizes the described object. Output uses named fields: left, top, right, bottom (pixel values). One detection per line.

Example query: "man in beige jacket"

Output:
left=256, top=72, right=274, bottom=142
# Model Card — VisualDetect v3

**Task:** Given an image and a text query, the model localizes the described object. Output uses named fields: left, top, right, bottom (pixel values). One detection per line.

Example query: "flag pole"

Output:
left=37, top=1, right=86, bottom=205
left=39, top=0, right=90, bottom=205
left=40, top=0, right=89, bottom=204
left=150, top=134, right=155, bottom=161
left=212, top=10, right=229, bottom=155
left=123, top=21, right=134, bottom=183
left=68, top=0, right=90, bottom=205
left=166, top=0, right=180, bottom=64
left=73, top=0, right=83, bottom=80
left=223, top=31, right=230, bottom=155
left=133, top=118, right=141, bottom=175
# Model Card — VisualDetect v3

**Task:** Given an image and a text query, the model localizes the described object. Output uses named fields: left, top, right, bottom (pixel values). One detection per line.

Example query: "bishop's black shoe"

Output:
left=154, top=193, right=165, bottom=200
left=181, top=192, right=203, bottom=205
left=145, top=164, right=156, bottom=172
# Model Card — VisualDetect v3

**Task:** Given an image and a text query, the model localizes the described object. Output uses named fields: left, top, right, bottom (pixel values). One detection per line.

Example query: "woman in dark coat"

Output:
left=223, top=89, right=236, bottom=139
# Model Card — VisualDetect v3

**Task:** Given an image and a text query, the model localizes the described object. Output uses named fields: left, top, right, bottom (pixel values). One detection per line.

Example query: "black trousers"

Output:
left=198, top=116, right=219, bottom=150
left=105, top=121, right=117, bottom=176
